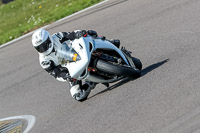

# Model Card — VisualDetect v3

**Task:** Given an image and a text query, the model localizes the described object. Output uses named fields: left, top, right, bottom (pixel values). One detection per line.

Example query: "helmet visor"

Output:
left=34, top=37, right=51, bottom=53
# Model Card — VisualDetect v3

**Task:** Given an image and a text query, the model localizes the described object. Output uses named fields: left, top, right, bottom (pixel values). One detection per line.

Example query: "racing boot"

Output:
left=109, top=39, right=120, bottom=48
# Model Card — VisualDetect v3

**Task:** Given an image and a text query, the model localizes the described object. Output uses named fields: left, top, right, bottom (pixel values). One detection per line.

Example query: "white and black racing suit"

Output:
left=39, top=30, right=97, bottom=101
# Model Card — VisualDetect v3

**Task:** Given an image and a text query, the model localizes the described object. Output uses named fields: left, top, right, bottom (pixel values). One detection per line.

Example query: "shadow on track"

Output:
left=88, top=59, right=169, bottom=100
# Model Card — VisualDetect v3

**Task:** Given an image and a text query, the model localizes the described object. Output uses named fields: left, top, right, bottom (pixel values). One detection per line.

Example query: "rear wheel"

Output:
left=132, top=57, right=142, bottom=70
left=96, top=59, right=141, bottom=79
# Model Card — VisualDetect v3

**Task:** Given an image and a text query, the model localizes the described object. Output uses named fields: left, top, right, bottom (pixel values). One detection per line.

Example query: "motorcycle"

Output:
left=57, top=35, right=142, bottom=97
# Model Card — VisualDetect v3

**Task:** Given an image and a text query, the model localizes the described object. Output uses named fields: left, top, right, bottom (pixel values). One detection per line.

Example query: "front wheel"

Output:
left=96, top=59, right=141, bottom=79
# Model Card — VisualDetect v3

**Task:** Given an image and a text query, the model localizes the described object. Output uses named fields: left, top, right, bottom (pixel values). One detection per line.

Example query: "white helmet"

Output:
left=32, top=29, right=53, bottom=55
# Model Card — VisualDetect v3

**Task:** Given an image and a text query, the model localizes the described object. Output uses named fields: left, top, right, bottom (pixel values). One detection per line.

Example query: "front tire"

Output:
left=96, top=59, right=141, bottom=79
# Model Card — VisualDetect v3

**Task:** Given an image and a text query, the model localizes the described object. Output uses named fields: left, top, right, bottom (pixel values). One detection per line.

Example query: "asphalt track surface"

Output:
left=1, top=0, right=200, bottom=132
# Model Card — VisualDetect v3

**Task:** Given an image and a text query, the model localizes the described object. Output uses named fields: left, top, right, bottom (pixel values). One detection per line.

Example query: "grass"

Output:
left=0, top=0, right=103, bottom=45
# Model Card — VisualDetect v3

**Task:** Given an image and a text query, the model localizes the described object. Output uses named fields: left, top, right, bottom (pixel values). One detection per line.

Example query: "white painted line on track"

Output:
left=0, top=115, right=36, bottom=133
left=0, top=0, right=109, bottom=49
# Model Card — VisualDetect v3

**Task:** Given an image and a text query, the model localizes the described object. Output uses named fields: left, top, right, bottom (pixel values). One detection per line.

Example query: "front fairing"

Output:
left=57, top=43, right=81, bottom=64
left=64, top=37, right=93, bottom=80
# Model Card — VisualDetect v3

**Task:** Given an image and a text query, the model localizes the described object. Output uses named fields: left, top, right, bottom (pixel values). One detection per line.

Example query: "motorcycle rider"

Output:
left=32, top=28, right=120, bottom=101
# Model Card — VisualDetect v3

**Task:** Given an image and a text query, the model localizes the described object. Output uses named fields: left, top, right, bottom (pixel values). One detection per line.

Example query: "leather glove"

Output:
left=74, top=30, right=87, bottom=38
left=87, top=30, right=98, bottom=37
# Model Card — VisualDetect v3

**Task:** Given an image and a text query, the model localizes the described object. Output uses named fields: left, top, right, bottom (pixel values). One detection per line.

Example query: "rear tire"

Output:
left=96, top=59, right=141, bottom=79
left=132, top=57, right=142, bottom=70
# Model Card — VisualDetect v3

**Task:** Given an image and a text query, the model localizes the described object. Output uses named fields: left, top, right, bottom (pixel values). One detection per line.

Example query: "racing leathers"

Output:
left=39, top=30, right=96, bottom=101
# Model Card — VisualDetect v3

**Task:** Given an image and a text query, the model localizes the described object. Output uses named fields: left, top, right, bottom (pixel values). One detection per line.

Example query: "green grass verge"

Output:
left=0, top=0, right=103, bottom=45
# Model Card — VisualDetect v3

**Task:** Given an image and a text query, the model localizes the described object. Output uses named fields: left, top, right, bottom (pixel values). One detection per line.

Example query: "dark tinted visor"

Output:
left=34, top=37, right=51, bottom=53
